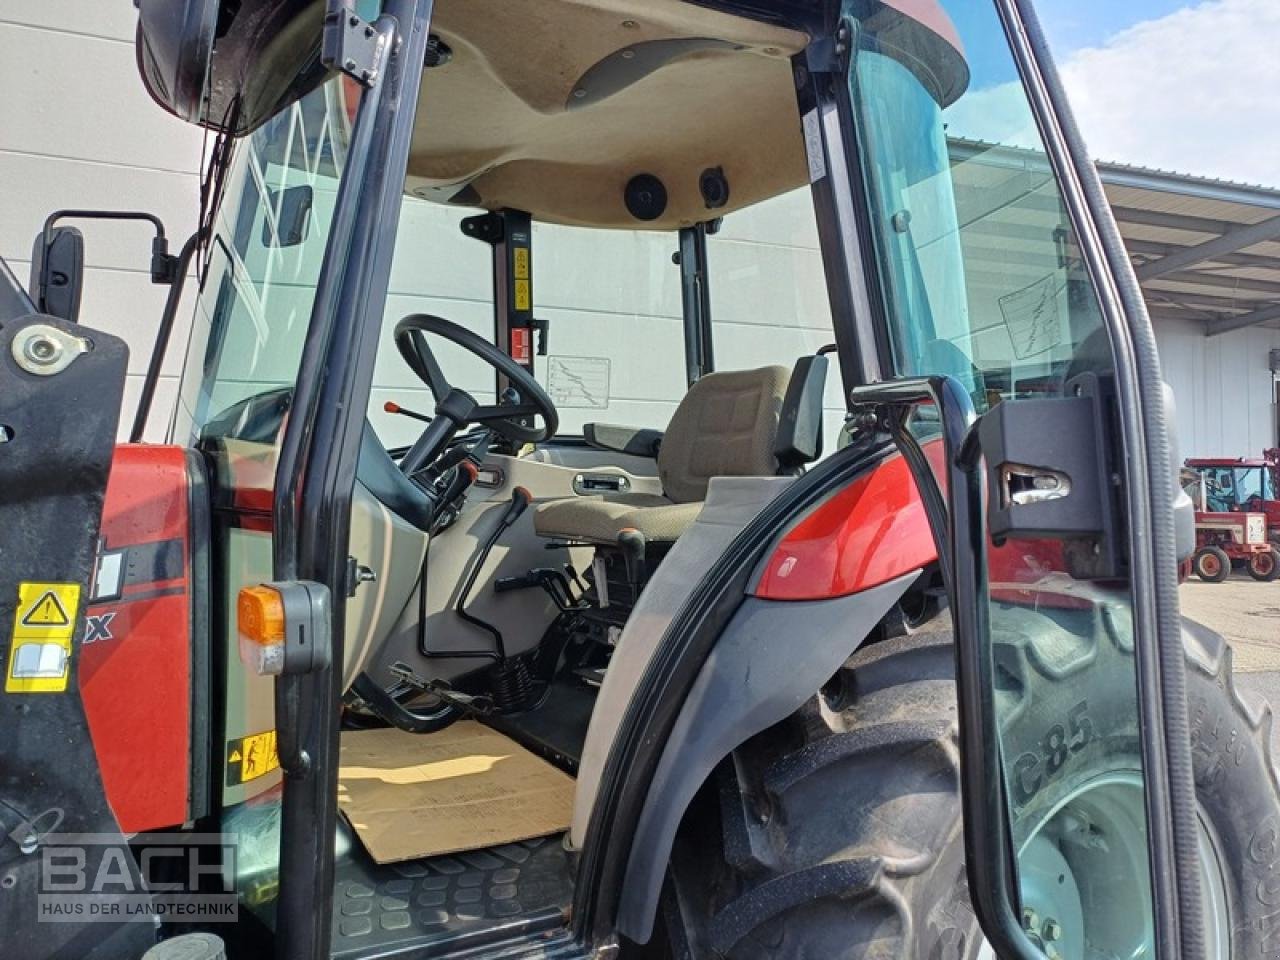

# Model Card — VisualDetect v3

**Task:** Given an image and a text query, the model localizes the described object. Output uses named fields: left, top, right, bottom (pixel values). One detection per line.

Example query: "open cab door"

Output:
left=830, top=1, right=1220, bottom=958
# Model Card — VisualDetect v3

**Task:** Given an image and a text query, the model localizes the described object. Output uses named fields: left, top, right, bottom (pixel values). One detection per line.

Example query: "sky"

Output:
left=945, top=0, right=1280, bottom=188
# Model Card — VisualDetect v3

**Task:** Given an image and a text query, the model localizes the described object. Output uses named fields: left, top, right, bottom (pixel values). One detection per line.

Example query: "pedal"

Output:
left=389, top=661, right=495, bottom=715
left=573, top=666, right=607, bottom=688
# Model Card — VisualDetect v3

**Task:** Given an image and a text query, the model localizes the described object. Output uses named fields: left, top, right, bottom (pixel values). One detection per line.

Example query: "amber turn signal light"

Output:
left=238, top=585, right=286, bottom=646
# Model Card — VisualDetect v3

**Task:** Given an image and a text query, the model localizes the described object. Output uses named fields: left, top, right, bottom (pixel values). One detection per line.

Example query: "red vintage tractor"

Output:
left=1186, top=450, right=1280, bottom=539
left=1183, top=457, right=1280, bottom=581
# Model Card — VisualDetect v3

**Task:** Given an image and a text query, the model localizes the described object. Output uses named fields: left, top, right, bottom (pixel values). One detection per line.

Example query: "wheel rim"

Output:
left=1252, top=553, right=1276, bottom=576
left=977, top=772, right=1231, bottom=959
left=1200, top=554, right=1222, bottom=578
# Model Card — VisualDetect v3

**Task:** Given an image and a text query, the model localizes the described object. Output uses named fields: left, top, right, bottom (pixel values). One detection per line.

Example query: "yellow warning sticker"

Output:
left=514, top=278, right=531, bottom=311
left=512, top=247, right=530, bottom=280
left=6, top=582, right=80, bottom=694
left=226, top=730, right=280, bottom=786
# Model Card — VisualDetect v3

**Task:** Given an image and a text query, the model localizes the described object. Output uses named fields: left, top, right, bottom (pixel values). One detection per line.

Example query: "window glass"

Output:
left=846, top=4, right=1163, bottom=957
left=368, top=203, right=688, bottom=448
left=531, top=221, right=686, bottom=437
left=708, top=187, right=844, bottom=454
left=175, top=79, right=349, bottom=443
left=849, top=5, right=1104, bottom=409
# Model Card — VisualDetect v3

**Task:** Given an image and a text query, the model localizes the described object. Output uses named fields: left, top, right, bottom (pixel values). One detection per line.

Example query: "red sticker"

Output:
left=511, top=327, right=531, bottom=364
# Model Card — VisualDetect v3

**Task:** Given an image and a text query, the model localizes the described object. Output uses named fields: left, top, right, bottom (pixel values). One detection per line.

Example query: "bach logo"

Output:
left=37, top=833, right=239, bottom=923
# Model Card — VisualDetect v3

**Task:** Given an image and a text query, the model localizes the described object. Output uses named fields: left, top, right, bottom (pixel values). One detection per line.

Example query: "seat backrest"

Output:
left=774, top=353, right=828, bottom=469
left=657, top=365, right=789, bottom=503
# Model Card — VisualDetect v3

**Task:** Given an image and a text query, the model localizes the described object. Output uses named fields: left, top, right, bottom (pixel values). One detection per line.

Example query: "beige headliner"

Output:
left=405, top=0, right=812, bottom=229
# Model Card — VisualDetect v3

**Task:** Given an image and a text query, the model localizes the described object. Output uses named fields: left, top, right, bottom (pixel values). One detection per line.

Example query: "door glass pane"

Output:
left=845, top=2, right=1163, bottom=955
left=171, top=77, right=354, bottom=923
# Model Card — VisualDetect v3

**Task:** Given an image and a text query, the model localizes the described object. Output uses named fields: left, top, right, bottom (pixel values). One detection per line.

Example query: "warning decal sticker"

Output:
left=6, top=582, right=81, bottom=694
left=22, top=591, right=71, bottom=627
left=226, top=730, right=281, bottom=786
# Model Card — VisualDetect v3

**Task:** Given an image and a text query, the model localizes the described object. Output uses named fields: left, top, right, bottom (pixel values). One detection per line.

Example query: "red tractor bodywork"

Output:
left=1192, top=510, right=1271, bottom=561
left=82, top=445, right=207, bottom=834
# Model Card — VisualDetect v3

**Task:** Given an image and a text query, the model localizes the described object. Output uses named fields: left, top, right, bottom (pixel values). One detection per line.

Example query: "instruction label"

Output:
left=802, top=108, right=826, bottom=183
left=5, top=582, right=80, bottom=693
left=226, top=730, right=280, bottom=786
left=1000, top=274, right=1065, bottom=359
left=547, top=356, right=610, bottom=409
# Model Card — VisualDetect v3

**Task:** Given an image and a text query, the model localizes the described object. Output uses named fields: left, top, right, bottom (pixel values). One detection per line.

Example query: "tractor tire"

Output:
left=1247, top=547, right=1280, bottom=582
left=668, top=609, right=1280, bottom=960
left=1193, top=546, right=1232, bottom=583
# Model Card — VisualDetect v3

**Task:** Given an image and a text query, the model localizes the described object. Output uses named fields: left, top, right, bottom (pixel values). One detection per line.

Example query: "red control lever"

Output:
left=384, top=400, right=431, bottom=424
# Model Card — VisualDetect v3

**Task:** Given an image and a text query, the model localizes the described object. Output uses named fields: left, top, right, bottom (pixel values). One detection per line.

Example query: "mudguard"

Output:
left=616, top=575, right=919, bottom=942
left=570, top=460, right=939, bottom=944
left=82, top=444, right=210, bottom=833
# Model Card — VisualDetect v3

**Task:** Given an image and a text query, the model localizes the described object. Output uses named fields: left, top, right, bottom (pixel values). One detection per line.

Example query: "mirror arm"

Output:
left=37, top=209, right=179, bottom=301
left=849, top=376, right=1045, bottom=960
left=129, top=230, right=203, bottom=443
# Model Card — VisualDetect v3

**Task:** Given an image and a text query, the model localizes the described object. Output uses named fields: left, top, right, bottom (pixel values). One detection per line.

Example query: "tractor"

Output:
left=1182, top=463, right=1279, bottom=581
left=2, top=1, right=1277, bottom=960
left=1186, top=450, right=1280, bottom=543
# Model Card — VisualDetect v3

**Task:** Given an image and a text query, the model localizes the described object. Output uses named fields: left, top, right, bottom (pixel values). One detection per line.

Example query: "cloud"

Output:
left=947, top=0, right=1280, bottom=187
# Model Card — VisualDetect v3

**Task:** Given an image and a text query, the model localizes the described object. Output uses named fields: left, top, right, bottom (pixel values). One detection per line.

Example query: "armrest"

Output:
left=584, top=422, right=663, bottom=458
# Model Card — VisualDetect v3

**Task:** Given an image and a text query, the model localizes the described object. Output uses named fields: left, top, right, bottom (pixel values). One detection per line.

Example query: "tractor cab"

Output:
left=1184, top=452, right=1280, bottom=535
left=3, top=1, right=1274, bottom=960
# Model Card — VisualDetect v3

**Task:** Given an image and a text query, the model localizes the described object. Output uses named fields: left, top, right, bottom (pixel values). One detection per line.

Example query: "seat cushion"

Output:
left=533, top=493, right=702, bottom=544
left=658, top=365, right=789, bottom=503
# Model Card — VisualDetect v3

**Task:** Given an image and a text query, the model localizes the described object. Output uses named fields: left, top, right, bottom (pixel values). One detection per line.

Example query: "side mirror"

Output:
left=29, top=226, right=85, bottom=323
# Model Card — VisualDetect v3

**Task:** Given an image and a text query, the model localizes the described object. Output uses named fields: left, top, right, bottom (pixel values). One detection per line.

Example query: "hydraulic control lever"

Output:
left=383, top=399, right=431, bottom=424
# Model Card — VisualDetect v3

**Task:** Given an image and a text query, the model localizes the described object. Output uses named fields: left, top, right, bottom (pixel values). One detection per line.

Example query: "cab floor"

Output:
left=331, top=832, right=573, bottom=958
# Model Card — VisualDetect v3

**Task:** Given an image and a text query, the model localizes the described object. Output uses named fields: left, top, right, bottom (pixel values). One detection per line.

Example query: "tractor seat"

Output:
left=533, top=359, right=825, bottom=545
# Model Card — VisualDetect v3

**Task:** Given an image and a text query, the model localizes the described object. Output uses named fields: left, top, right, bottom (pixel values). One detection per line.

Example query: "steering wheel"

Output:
left=393, top=314, right=558, bottom=474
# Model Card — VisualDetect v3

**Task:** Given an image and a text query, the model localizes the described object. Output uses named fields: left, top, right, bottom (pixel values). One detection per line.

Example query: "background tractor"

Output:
left=1183, top=460, right=1280, bottom=580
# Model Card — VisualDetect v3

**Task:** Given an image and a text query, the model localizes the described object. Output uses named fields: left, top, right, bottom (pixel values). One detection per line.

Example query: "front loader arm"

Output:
left=0, top=311, right=154, bottom=958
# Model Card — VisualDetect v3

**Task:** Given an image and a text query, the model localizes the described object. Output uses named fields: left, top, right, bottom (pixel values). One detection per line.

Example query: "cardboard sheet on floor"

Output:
left=338, top=721, right=575, bottom=863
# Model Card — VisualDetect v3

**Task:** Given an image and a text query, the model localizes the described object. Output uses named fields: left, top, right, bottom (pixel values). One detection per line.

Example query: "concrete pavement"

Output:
left=1180, top=573, right=1280, bottom=746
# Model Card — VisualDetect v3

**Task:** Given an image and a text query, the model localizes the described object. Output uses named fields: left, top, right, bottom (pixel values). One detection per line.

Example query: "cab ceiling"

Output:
left=405, top=0, right=812, bottom=230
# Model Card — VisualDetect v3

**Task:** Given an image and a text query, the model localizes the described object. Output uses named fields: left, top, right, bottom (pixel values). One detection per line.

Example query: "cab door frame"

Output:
left=994, top=1, right=1205, bottom=956
left=268, top=2, right=436, bottom=958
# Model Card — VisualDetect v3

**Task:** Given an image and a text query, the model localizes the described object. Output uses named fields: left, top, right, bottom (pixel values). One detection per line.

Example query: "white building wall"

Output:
left=0, top=2, right=205, bottom=441
left=1155, top=317, right=1280, bottom=460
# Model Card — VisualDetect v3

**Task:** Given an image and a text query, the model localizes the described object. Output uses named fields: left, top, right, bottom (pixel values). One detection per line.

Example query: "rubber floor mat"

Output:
left=338, top=722, right=575, bottom=863
left=331, top=833, right=573, bottom=958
